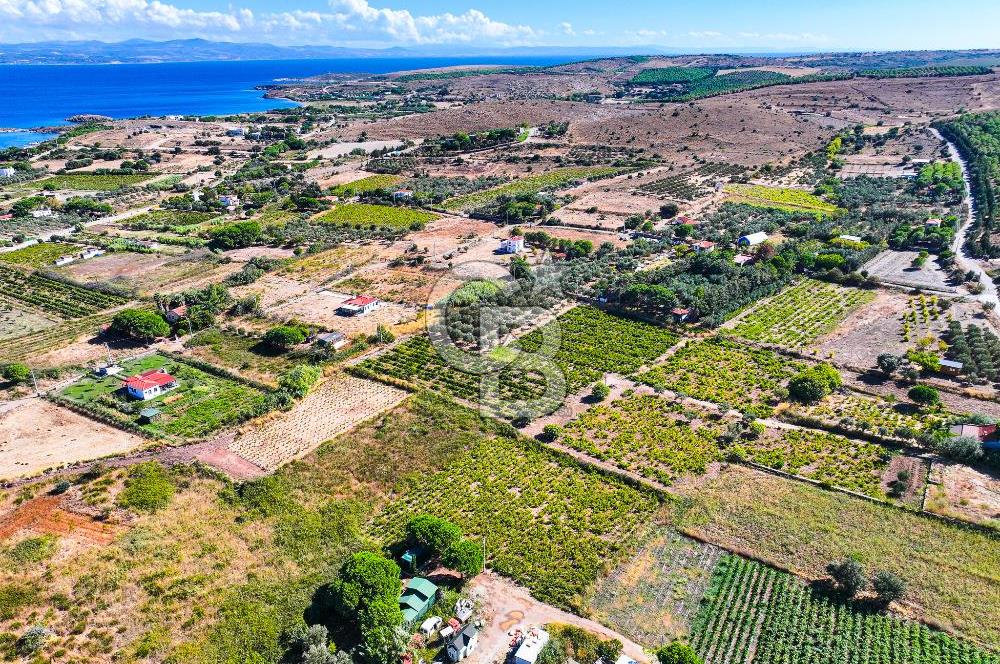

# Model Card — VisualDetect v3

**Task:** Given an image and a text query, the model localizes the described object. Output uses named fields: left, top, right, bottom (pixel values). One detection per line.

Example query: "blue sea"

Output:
left=0, top=56, right=578, bottom=148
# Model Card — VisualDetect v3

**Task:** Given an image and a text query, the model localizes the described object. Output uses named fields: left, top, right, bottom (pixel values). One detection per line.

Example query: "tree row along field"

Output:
left=690, top=555, right=999, bottom=664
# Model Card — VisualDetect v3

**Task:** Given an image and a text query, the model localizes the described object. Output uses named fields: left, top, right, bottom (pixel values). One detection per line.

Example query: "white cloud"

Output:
left=0, top=0, right=538, bottom=45
left=558, top=21, right=575, bottom=36
left=687, top=30, right=723, bottom=39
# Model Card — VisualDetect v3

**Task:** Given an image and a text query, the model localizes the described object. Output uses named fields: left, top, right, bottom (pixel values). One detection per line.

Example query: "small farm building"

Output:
left=446, top=624, right=480, bottom=662
left=738, top=232, right=769, bottom=247
left=399, top=577, right=438, bottom=627
left=338, top=295, right=379, bottom=316
left=124, top=369, right=178, bottom=401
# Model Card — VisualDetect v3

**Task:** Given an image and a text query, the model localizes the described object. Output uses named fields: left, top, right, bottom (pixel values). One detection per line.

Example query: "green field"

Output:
left=369, top=432, right=661, bottom=611
left=730, top=279, right=875, bottom=347
left=691, top=555, right=999, bottom=664
left=639, top=338, right=800, bottom=417
left=631, top=67, right=717, bottom=84
left=673, top=465, right=1000, bottom=650
left=31, top=173, right=156, bottom=191
left=184, top=328, right=298, bottom=382
left=331, top=174, right=403, bottom=196
left=443, top=167, right=624, bottom=211
left=314, top=203, right=437, bottom=230
left=0, top=242, right=81, bottom=268
left=58, top=353, right=271, bottom=439
left=726, top=184, right=841, bottom=215
left=0, top=263, right=127, bottom=319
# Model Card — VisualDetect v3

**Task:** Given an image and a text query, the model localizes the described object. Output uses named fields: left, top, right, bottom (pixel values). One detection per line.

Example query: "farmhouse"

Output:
left=225, top=127, right=246, bottom=137
left=939, top=359, right=964, bottom=376
left=692, top=240, right=716, bottom=253
left=399, top=577, right=438, bottom=627
left=671, top=307, right=690, bottom=322
left=392, top=189, right=415, bottom=201
left=949, top=423, right=1000, bottom=448
left=514, top=629, right=550, bottom=664
left=165, top=305, right=188, bottom=324
left=500, top=236, right=525, bottom=254
left=338, top=295, right=379, bottom=316
left=738, top=232, right=769, bottom=247
left=734, top=254, right=755, bottom=266
left=123, top=369, right=179, bottom=401
left=838, top=234, right=863, bottom=243
left=446, top=624, right=480, bottom=662
left=31, top=208, right=53, bottom=219
left=219, top=194, right=240, bottom=209
left=925, top=218, right=943, bottom=228
left=0, top=167, right=16, bottom=178
left=80, top=248, right=105, bottom=260
left=315, top=331, right=349, bottom=350
left=54, top=254, right=76, bottom=266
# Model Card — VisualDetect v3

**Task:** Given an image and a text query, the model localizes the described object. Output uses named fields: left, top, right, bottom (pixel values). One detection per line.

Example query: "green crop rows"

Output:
left=631, top=67, right=717, bottom=84
left=782, top=391, right=949, bottom=443
left=639, top=338, right=800, bottom=418
left=515, top=306, right=678, bottom=391
left=731, top=279, right=875, bottom=348
left=0, top=242, right=82, bottom=268
left=443, top=167, right=624, bottom=211
left=315, top=203, right=437, bottom=230
left=560, top=394, right=722, bottom=485
left=0, top=264, right=126, bottom=319
left=32, top=173, right=155, bottom=190
left=638, top=174, right=707, bottom=201
left=726, top=184, right=840, bottom=215
left=331, top=174, right=403, bottom=196
left=691, top=555, right=999, bottom=664
left=732, top=428, right=890, bottom=497
left=369, top=433, right=660, bottom=611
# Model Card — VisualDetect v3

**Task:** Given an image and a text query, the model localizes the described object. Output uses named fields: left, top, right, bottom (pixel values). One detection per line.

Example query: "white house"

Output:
left=0, top=167, right=16, bottom=178
left=80, top=248, right=105, bottom=260
left=225, top=127, right=246, bottom=137
left=838, top=234, right=863, bottom=243
left=123, top=369, right=179, bottom=401
left=692, top=240, right=716, bottom=253
left=500, top=236, right=525, bottom=254
left=446, top=624, right=479, bottom=663
left=338, top=295, right=379, bottom=316
left=31, top=208, right=53, bottom=219
left=165, top=305, right=188, bottom=324
left=738, top=232, right=769, bottom=247
left=315, top=331, right=349, bottom=350
left=514, top=629, right=550, bottom=664
left=392, top=189, right=414, bottom=201
left=54, top=255, right=76, bottom=266
left=219, top=195, right=240, bottom=209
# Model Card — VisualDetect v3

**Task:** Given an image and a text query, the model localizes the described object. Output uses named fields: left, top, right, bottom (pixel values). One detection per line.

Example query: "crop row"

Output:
left=691, top=555, right=998, bottom=664
left=443, top=167, right=624, bottom=211
left=638, top=174, right=707, bottom=201
left=638, top=338, right=800, bottom=418
left=781, top=391, right=949, bottom=444
left=731, top=279, right=875, bottom=348
left=726, top=184, right=840, bottom=215
left=0, top=264, right=127, bottom=319
left=32, top=173, right=155, bottom=191
left=369, top=432, right=661, bottom=611
left=314, top=203, right=438, bottom=231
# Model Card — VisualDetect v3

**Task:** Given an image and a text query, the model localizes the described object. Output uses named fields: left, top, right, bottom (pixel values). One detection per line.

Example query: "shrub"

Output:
left=656, top=642, right=701, bottom=664
left=591, top=382, right=611, bottom=402
left=228, top=475, right=292, bottom=519
left=6, top=536, right=56, bottom=565
left=210, top=221, right=262, bottom=249
left=789, top=363, right=841, bottom=403
left=826, top=558, right=867, bottom=597
left=935, top=435, right=983, bottom=462
left=16, top=626, right=50, bottom=656
left=908, top=384, right=940, bottom=407
left=111, top=309, right=171, bottom=340
left=1, top=363, right=30, bottom=384
left=279, top=364, right=322, bottom=399
left=872, top=570, right=907, bottom=606
left=0, top=583, right=38, bottom=620
left=117, top=462, right=175, bottom=512
left=541, top=424, right=563, bottom=442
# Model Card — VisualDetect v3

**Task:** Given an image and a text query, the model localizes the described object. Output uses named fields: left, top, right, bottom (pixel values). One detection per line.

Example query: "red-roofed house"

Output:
left=338, top=295, right=380, bottom=316
left=671, top=307, right=691, bottom=323
left=123, top=369, right=179, bottom=401
left=165, top=305, right=188, bottom=324
left=692, top=240, right=716, bottom=253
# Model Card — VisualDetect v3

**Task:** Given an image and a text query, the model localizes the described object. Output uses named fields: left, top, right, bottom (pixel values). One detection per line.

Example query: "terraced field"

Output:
left=730, top=279, right=875, bottom=347
left=443, top=167, right=624, bottom=211
left=726, top=184, right=840, bottom=215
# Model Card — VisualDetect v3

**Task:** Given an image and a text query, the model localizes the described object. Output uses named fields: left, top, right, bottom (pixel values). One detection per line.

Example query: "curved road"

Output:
left=932, top=127, right=1000, bottom=311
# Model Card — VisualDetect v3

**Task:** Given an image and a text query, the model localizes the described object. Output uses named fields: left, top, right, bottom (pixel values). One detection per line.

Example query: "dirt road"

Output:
left=466, top=572, right=651, bottom=664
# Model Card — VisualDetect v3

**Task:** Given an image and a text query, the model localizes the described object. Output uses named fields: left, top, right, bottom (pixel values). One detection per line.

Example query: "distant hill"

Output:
left=0, top=39, right=681, bottom=65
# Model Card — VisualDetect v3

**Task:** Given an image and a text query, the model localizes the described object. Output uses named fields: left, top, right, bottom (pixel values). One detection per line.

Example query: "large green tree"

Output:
left=111, top=309, right=171, bottom=340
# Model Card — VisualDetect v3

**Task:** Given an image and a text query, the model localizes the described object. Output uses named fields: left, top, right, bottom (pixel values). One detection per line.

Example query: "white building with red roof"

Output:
left=499, top=236, right=525, bottom=254
left=338, top=295, right=380, bottom=316
left=123, top=368, right=179, bottom=401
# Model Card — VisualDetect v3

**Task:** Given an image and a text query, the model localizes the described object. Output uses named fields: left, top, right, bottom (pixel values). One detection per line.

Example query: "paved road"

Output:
left=933, top=127, right=1000, bottom=311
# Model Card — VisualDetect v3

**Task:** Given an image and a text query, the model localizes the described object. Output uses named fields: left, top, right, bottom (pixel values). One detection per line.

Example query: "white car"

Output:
left=420, top=616, right=443, bottom=636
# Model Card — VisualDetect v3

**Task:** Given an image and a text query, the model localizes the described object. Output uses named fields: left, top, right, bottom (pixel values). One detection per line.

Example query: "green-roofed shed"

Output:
left=399, top=577, right=438, bottom=626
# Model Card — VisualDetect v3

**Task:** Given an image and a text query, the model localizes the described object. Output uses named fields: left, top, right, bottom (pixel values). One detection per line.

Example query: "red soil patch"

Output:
left=0, top=495, right=121, bottom=545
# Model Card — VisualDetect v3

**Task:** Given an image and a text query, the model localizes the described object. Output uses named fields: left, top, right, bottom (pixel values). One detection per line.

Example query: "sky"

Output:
left=1, top=0, right=999, bottom=52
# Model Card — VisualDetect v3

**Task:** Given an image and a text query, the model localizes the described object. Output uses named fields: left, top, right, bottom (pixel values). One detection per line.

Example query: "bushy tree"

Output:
left=357, top=599, right=407, bottom=664
left=872, top=570, right=907, bottom=606
left=329, top=552, right=402, bottom=620
left=935, top=435, right=983, bottom=462
left=597, top=639, right=623, bottom=664
left=876, top=353, right=900, bottom=376
left=826, top=558, right=867, bottom=597
left=406, top=514, right=462, bottom=556
left=111, top=308, right=171, bottom=340
left=2, top=363, right=31, bottom=384
left=591, top=382, right=611, bottom=402
left=264, top=325, right=307, bottom=350
left=656, top=642, right=701, bottom=664
left=659, top=203, right=680, bottom=219
left=210, top=220, right=262, bottom=249
left=541, top=424, right=563, bottom=442
left=789, top=363, right=841, bottom=403
left=442, top=538, right=485, bottom=577
left=908, top=384, right=940, bottom=407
